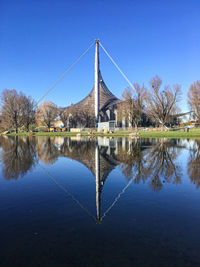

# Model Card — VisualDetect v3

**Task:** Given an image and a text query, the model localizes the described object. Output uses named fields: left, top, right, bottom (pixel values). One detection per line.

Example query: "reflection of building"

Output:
left=54, top=137, right=184, bottom=221
left=56, top=137, right=137, bottom=222
left=0, top=136, right=186, bottom=222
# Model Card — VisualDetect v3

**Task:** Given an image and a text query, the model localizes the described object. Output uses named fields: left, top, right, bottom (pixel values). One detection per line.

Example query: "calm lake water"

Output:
left=0, top=136, right=200, bottom=267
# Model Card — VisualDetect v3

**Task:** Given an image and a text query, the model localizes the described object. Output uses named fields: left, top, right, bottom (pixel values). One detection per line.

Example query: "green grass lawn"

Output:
left=3, top=127, right=200, bottom=139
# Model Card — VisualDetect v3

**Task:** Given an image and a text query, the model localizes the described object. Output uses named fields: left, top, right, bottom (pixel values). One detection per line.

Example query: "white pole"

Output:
left=95, top=40, right=100, bottom=126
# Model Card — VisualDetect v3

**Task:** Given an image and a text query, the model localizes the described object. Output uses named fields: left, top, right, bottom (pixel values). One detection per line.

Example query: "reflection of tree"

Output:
left=0, top=136, right=185, bottom=192
left=36, top=137, right=60, bottom=165
left=116, top=139, right=149, bottom=183
left=115, top=138, right=182, bottom=191
left=60, top=138, right=95, bottom=162
left=36, top=137, right=97, bottom=169
left=0, top=136, right=37, bottom=180
left=187, top=140, right=200, bottom=188
left=145, top=139, right=182, bottom=191
left=59, top=138, right=183, bottom=192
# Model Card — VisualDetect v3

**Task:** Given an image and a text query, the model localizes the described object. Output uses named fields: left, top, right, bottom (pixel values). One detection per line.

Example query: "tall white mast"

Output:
left=94, top=39, right=100, bottom=126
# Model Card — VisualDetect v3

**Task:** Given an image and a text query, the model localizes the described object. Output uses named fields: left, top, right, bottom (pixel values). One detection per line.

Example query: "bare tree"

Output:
left=145, top=76, right=181, bottom=129
left=1, top=89, right=24, bottom=133
left=77, top=110, right=95, bottom=128
left=188, top=80, right=200, bottom=121
left=36, top=101, right=58, bottom=131
left=60, top=107, right=95, bottom=128
left=21, top=95, right=35, bottom=131
left=0, top=89, right=36, bottom=133
left=118, top=83, right=147, bottom=131
left=60, top=106, right=77, bottom=128
left=60, top=109, right=69, bottom=127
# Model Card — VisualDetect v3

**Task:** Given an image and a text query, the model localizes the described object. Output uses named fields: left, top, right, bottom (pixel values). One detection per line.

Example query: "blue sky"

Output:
left=0, top=0, right=200, bottom=112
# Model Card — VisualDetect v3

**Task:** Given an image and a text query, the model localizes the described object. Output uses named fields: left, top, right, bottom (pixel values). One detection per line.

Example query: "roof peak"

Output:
left=63, top=71, right=119, bottom=113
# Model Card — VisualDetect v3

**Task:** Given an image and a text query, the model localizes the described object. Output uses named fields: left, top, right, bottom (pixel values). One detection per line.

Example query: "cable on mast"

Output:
left=35, top=41, right=95, bottom=107
left=99, top=42, right=134, bottom=90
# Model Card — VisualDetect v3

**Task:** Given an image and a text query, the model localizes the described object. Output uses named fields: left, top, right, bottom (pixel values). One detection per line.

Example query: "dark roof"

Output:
left=63, top=71, right=119, bottom=114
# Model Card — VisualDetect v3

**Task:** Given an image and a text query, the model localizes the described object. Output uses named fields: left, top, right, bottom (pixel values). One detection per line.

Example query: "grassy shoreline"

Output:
left=3, top=128, right=200, bottom=138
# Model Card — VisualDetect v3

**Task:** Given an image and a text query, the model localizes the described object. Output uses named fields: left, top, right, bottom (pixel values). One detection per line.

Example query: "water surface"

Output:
left=0, top=136, right=200, bottom=266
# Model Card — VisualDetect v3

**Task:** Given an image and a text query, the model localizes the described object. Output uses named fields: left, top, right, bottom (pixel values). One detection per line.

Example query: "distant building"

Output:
left=53, top=120, right=64, bottom=128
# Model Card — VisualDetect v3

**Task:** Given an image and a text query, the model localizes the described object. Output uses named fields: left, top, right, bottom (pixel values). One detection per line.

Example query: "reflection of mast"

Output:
left=95, top=142, right=101, bottom=223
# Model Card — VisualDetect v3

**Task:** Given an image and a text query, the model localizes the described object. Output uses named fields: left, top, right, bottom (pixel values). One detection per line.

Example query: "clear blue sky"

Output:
left=0, top=0, right=200, bottom=112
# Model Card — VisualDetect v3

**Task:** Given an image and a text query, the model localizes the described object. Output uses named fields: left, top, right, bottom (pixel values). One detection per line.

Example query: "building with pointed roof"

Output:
left=62, top=40, right=120, bottom=128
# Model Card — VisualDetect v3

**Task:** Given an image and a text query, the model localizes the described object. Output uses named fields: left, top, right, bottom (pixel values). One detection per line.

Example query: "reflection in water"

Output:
left=36, top=137, right=60, bottom=165
left=109, top=138, right=183, bottom=191
left=0, top=136, right=37, bottom=180
left=144, top=139, right=182, bottom=191
left=1, top=136, right=200, bottom=267
left=116, top=138, right=150, bottom=182
left=0, top=136, right=197, bottom=221
left=187, top=140, right=200, bottom=188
